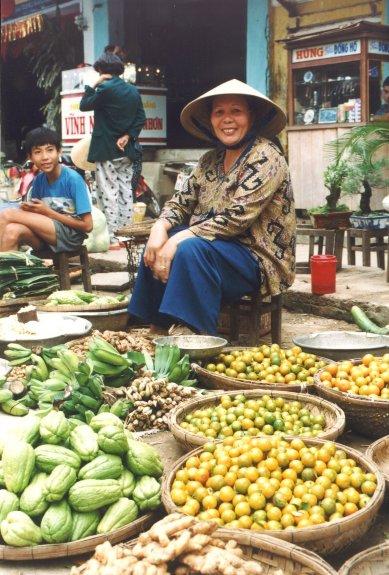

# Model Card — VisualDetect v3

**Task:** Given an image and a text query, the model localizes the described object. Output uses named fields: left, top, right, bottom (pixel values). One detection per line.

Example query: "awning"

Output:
left=1, top=0, right=79, bottom=25
left=1, top=0, right=79, bottom=44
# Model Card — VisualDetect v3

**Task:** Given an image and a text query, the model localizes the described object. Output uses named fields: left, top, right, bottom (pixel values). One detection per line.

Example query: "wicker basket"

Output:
left=193, top=363, right=315, bottom=393
left=192, top=348, right=332, bottom=393
left=168, top=389, right=346, bottom=451
left=338, top=541, right=389, bottom=575
left=116, top=219, right=155, bottom=238
left=0, top=511, right=158, bottom=561
left=124, top=529, right=337, bottom=575
left=366, top=435, right=389, bottom=492
left=314, top=360, right=389, bottom=438
left=161, top=437, right=386, bottom=556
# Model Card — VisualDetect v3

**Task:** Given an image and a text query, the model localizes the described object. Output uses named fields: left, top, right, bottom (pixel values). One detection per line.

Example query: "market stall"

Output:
left=61, top=65, right=167, bottom=151
left=0, top=287, right=388, bottom=572
left=283, top=21, right=389, bottom=210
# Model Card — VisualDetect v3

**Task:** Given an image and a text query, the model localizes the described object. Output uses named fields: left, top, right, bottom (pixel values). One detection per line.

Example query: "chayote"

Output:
left=132, top=476, right=161, bottom=511
left=1, top=510, right=42, bottom=546
left=125, top=439, right=163, bottom=478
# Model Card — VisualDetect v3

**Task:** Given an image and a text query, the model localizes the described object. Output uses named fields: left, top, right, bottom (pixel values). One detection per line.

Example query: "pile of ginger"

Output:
left=70, top=513, right=270, bottom=575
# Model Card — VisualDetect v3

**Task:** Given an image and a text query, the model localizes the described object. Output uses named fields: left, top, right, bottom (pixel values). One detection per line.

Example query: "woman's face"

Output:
left=210, top=95, right=253, bottom=147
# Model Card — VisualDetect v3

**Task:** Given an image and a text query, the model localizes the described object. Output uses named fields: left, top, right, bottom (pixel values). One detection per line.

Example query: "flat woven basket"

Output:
left=35, top=299, right=128, bottom=313
left=116, top=219, right=155, bottom=238
left=192, top=347, right=333, bottom=393
left=192, top=360, right=330, bottom=394
left=338, top=541, right=389, bottom=575
left=314, top=359, right=389, bottom=438
left=0, top=510, right=158, bottom=561
left=161, top=437, right=386, bottom=556
left=168, top=389, right=346, bottom=451
left=0, top=295, right=46, bottom=318
left=124, top=529, right=337, bottom=575
left=365, top=435, right=389, bottom=492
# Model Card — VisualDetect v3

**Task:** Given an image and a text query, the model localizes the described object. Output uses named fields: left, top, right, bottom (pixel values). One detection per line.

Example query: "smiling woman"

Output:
left=128, top=79, right=296, bottom=336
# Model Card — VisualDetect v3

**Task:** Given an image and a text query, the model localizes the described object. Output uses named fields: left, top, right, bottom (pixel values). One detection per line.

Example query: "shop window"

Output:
left=293, top=62, right=360, bottom=125
left=369, top=61, right=384, bottom=118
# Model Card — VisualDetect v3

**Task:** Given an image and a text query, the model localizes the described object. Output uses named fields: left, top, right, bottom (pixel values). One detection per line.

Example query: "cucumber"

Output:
left=350, top=306, right=389, bottom=335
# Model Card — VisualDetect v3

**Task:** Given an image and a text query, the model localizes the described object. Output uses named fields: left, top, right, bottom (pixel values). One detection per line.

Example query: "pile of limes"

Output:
left=319, top=354, right=389, bottom=399
left=205, top=344, right=327, bottom=384
left=180, top=394, right=326, bottom=439
left=170, top=436, right=377, bottom=531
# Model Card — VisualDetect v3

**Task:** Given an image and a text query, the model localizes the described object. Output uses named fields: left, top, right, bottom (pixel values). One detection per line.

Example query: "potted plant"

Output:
left=326, top=121, right=389, bottom=230
left=309, top=160, right=353, bottom=229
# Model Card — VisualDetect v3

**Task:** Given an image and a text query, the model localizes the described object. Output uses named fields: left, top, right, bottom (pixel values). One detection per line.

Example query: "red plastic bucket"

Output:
left=310, top=255, right=337, bottom=295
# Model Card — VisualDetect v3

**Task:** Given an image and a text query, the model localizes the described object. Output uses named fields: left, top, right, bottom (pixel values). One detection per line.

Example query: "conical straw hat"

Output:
left=70, top=135, right=96, bottom=171
left=180, top=79, right=286, bottom=143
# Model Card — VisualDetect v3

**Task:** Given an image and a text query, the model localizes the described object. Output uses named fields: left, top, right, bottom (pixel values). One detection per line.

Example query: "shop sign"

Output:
left=140, top=92, right=167, bottom=143
left=368, top=39, right=389, bottom=55
left=61, top=95, right=94, bottom=143
left=61, top=91, right=167, bottom=145
left=292, top=40, right=361, bottom=63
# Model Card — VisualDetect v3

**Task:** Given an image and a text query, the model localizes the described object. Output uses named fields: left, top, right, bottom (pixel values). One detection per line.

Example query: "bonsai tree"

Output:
left=309, top=159, right=351, bottom=214
left=326, top=121, right=389, bottom=215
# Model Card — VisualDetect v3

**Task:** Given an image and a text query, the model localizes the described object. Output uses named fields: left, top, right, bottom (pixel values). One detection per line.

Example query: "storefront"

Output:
left=283, top=21, right=389, bottom=210
left=1, top=0, right=83, bottom=160
left=121, top=0, right=247, bottom=148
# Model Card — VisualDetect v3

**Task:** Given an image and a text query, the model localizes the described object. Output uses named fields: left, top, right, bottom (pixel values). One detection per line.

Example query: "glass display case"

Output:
left=283, top=21, right=389, bottom=210
left=293, top=62, right=361, bottom=125
left=286, top=21, right=389, bottom=127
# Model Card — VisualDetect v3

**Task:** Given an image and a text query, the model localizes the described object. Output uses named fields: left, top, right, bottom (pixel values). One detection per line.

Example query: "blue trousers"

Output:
left=128, top=234, right=261, bottom=335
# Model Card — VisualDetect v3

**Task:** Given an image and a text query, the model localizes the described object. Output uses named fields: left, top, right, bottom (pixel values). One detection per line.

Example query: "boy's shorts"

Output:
left=49, top=221, right=87, bottom=253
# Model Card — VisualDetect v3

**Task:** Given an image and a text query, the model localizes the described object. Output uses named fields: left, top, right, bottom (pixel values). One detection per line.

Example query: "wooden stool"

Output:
left=346, top=228, right=388, bottom=269
left=296, top=225, right=345, bottom=272
left=220, top=293, right=282, bottom=345
left=33, top=245, right=92, bottom=292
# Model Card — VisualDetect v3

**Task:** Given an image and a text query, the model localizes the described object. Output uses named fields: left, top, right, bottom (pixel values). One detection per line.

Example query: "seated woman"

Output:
left=128, top=79, right=296, bottom=335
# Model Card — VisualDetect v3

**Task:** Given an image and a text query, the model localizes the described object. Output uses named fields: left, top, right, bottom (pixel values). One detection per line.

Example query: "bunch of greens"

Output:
left=0, top=252, right=58, bottom=299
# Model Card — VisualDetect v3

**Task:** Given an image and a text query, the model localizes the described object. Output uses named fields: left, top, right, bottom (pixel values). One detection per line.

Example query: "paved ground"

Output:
left=88, top=244, right=389, bottom=327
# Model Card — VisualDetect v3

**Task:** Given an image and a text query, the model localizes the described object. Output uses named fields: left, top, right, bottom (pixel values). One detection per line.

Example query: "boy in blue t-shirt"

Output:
left=0, top=127, right=93, bottom=252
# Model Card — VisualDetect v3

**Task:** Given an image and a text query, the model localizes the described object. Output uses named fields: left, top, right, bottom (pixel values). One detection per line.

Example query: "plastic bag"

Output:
left=84, top=205, right=110, bottom=253
left=134, top=176, right=161, bottom=219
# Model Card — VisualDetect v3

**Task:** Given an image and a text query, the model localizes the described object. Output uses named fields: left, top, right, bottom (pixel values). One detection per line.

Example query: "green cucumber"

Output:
left=350, top=306, right=389, bottom=335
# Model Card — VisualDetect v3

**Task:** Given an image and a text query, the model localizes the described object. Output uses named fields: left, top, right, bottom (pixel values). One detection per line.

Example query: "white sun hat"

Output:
left=180, top=78, right=286, bottom=143
left=70, top=135, right=96, bottom=171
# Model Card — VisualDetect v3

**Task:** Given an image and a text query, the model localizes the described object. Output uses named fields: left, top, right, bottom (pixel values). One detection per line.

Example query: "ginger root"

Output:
left=70, top=513, right=276, bottom=575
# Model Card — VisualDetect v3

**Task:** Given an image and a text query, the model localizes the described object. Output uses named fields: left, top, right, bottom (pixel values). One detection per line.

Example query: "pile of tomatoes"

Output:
left=318, top=354, right=389, bottom=399
left=180, top=394, right=326, bottom=440
left=205, top=344, right=327, bottom=384
left=170, top=436, right=377, bottom=531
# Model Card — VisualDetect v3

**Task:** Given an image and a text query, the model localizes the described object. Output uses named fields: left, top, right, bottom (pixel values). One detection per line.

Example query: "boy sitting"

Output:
left=0, top=127, right=93, bottom=252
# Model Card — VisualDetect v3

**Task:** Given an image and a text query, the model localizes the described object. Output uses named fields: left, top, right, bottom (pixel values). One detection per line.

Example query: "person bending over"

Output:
left=0, top=127, right=92, bottom=252
left=79, top=52, right=146, bottom=244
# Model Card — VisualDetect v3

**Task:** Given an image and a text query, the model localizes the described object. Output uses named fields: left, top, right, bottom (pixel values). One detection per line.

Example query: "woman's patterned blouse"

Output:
left=160, top=137, right=296, bottom=296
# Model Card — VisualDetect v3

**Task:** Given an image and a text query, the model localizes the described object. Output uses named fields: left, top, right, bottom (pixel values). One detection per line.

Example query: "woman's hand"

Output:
left=144, top=222, right=169, bottom=268
left=116, top=134, right=129, bottom=151
left=152, top=238, right=178, bottom=283
left=152, top=229, right=195, bottom=283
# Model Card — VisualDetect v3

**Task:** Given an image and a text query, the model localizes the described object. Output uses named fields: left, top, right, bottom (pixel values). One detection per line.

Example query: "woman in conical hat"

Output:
left=128, top=79, right=296, bottom=335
